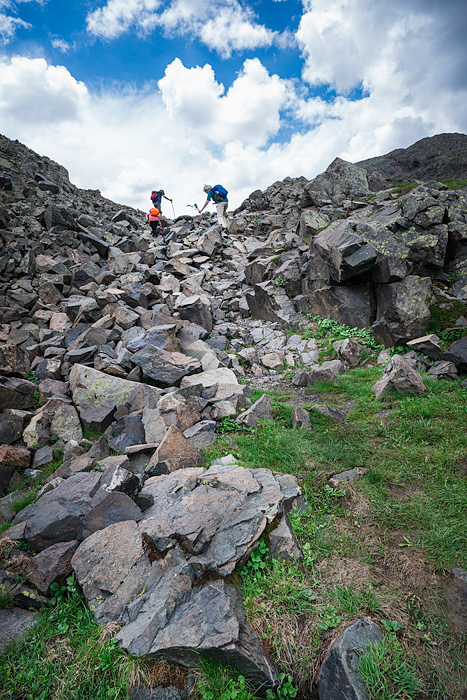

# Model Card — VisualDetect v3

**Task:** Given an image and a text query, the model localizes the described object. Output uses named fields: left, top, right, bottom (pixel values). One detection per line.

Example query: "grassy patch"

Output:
left=222, top=369, right=467, bottom=698
left=357, top=633, right=425, bottom=700
left=0, top=575, right=149, bottom=700
left=440, top=179, right=467, bottom=190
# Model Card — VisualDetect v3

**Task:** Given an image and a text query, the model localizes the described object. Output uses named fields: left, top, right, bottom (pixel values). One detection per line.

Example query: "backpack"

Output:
left=151, top=190, right=164, bottom=201
left=150, top=208, right=160, bottom=217
left=212, top=184, right=228, bottom=200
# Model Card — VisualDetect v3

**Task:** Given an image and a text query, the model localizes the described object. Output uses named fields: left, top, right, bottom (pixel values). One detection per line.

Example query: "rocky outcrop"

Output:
left=72, top=463, right=304, bottom=690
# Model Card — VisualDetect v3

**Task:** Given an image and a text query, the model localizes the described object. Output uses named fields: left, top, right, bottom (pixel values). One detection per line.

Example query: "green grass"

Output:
left=357, top=634, right=425, bottom=700
left=0, top=576, right=143, bottom=700
left=207, top=365, right=467, bottom=697
left=440, top=179, right=467, bottom=190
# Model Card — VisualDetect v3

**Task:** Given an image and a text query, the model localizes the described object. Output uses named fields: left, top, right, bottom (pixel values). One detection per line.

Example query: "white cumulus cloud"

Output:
left=87, top=0, right=281, bottom=56
left=86, top=0, right=160, bottom=39
left=0, top=0, right=44, bottom=44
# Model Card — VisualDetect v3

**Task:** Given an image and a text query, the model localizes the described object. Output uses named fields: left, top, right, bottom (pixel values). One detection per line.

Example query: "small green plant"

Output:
left=49, top=433, right=60, bottom=445
left=27, top=370, right=39, bottom=384
left=381, top=619, right=405, bottom=635
left=0, top=583, right=13, bottom=610
left=242, top=540, right=269, bottom=579
left=33, top=388, right=40, bottom=408
left=275, top=275, right=286, bottom=287
left=49, top=573, right=78, bottom=606
left=218, top=416, right=254, bottom=434
left=316, top=603, right=343, bottom=631
left=197, top=658, right=256, bottom=700
left=266, top=673, right=298, bottom=699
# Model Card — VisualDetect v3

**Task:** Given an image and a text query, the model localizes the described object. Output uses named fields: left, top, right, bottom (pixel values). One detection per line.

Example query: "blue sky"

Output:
left=1, top=0, right=466, bottom=215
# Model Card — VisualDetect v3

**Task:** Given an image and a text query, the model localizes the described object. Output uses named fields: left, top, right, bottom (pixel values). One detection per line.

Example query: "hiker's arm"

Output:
left=198, top=200, right=208, bottom=213
left=163, top=195, right=172, bottom=202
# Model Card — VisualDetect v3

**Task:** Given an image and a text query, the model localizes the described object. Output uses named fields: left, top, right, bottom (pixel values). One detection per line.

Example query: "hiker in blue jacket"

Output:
left=150, top=189, right=172, bottom=214
left=197, top=184, right=229, bottom=229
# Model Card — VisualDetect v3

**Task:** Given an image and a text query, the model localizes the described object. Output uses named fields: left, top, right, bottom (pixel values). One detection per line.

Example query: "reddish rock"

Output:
left=26, top=540, right=79, bottom=594
left=0, top=445, right=30, bottom=469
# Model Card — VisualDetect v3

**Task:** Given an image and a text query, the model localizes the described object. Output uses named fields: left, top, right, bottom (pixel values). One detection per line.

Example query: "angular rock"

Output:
left=317, top=618, right=382, bottom=700
left=305, top=157, right=369, bottom=206
left=72, top=464, right=304, bottom=688
left=236, top=394, right=273, bottom=428
left=291, top=407, right=311, bottom=430
left=371, top=355, right=427, bottom=398
left=406, top=334, right=442, bottom=360
left=131, top=346, right=201, bottom=388
left=0, top=377, right=37, bottom=410
left=145, top=426, right=203, bottom=476
left=69, top=364, right=158, bottom=411
left=372, top=276, right=433, bottom=347
left=0, top=608, right=39, bottom=654
left=441, top=336, right=467, bottom=371
left=82, top=492, right=142, bottom=539
left=25, top=540, right=79, bottom=594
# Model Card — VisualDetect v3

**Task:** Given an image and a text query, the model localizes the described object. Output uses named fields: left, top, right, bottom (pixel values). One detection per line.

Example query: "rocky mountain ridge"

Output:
left=0, top=132, right=466, bottom=699
left=356, top=132, right=467, bottom=184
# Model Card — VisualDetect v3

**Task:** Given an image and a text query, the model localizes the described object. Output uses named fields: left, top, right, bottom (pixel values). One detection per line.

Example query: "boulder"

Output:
left=0, top=608, right=39, bottom=654
left=441, top=336, right=467, bottom=371
left=313, top=221, right=377, bottom=283
left=236, top=394, right=273, bottom=428
left=0, top=377, right=36, bottom=410
left=291, top=407, right=311, bottom=430
left=25, top=540, right=79, bottom=594
left=305, top=158, right=369, bottom=206
left=72, top=464, right=304, bottom=689
left=82, top=491, right=142, bottom=539
left=145, top=426, right=203, bottom=476
left=371, top=355, right=427, bottom=398
left=69, top=364, right=159, bottom=411
left=372, top=276, right=433, bottom=347
left=317, top=618, right=382, bottom=700
left=131, top=346, right=201, bottom=388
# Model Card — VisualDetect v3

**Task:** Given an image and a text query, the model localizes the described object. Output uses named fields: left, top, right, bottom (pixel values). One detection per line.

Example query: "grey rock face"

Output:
left=72, top=465, right=303, bottom=688
left=0, top=608, right=39, bottom=654
left=305, top=157, right=369, bottom=206
left=317, top=618, right=382, bottom=700
left=372, top=276, right=433, bottom=346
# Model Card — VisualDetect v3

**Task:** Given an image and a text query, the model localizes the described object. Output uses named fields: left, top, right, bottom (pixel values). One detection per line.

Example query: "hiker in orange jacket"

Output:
left=146, top=207, right=161, bottom=235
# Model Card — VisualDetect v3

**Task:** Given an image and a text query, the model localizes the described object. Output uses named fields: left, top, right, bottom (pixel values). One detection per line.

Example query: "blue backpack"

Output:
left=212, top=184, right=228, bottom=200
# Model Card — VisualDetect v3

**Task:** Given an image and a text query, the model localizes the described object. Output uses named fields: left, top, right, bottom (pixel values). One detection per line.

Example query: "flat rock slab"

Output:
left=69, top=364, right=159, bottom=411
left=72, top=464, right=303, bottom=689
left=0, top=608, right=39, bottom=653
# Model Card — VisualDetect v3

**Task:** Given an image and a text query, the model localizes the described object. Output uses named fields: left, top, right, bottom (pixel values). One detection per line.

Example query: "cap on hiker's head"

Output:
left=204, top=184, right=211, bottom=192
left=160, top=190, right=165, bottom=195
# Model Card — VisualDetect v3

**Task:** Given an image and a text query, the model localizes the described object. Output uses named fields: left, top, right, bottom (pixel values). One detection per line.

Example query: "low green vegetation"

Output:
left=204, top=356, right=467, bottom=697
left=440, top=179, right=467, bottom=190
left=2, top=316, right=467, bottom=699
left=0, top=574, right=145, bottom=700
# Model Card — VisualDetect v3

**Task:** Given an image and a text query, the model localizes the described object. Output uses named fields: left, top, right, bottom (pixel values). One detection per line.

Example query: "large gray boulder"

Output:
left=131, top=346, right=201, bottom=388
left=72, top=464, right=304, bottom=689
left=69, top=364, right=159, bottom=411
left=313, top=221, right=377, bottom=283
left=372, top=276, right=433, bottom=347
left=305, top=158, right=369, bottom=206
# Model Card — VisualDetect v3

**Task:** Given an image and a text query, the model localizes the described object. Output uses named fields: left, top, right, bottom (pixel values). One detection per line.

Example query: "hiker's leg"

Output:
left=216, top=202, right=228, bottom=229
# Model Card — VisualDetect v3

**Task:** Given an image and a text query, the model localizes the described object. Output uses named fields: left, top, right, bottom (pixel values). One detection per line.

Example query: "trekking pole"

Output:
left=171, top=200, right=175, bottom=218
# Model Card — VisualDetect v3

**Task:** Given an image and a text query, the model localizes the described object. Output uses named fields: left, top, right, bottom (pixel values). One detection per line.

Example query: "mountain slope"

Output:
left=356, top=132, right=467, bottom=182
